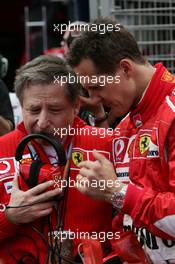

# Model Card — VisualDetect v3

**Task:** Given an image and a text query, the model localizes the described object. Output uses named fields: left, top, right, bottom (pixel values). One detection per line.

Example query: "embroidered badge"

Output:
left=72, top=151, right=83, bottom=166
left=161, top=69, right=175, bottom=83
left=139, top=135, right=150, bottom=154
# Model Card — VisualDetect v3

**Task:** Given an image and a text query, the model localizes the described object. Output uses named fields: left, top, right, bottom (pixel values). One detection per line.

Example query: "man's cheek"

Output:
left=24, top=118, right=35, bottom=133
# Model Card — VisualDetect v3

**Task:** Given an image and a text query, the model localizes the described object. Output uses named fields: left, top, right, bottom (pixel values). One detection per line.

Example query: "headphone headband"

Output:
left=15, top=133, right=67, bottom=166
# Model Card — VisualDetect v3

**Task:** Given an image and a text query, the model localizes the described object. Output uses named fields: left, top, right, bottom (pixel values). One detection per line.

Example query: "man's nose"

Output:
left=37, top=111, right=50, bottom=130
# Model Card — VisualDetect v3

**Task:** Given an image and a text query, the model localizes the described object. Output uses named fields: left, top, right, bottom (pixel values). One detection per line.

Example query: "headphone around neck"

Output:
left=15, top=133, right=67, bottom=190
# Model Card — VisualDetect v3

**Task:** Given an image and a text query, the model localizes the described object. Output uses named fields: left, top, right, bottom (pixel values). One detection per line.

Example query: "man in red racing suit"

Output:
left=67, top=17, right=175, bottom=263
left=111, top=63, right=175, bottom=263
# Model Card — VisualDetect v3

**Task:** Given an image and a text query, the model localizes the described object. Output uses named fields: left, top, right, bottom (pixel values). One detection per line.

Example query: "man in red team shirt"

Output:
left=68, top=17, right=175, bottom=263
left=0, top=55, right=114, bottom=263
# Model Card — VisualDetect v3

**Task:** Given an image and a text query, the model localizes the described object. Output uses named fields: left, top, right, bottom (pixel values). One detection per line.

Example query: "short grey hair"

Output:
left=15, top=54, right=82, bottom=105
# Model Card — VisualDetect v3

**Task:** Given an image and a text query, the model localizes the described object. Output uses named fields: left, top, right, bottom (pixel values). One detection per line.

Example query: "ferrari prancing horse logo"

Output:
left=139, top=135, right=150, bottom=154
left=72, top=151, right=83, bottom=166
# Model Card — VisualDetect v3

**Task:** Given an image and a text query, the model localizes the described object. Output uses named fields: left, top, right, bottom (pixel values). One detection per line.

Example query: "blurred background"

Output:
left=0, top=0, right=175, bottom=91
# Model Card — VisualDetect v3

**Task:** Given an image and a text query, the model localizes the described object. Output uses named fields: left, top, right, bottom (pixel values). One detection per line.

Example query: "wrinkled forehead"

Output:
left=21, top=82, right=68, bottom=105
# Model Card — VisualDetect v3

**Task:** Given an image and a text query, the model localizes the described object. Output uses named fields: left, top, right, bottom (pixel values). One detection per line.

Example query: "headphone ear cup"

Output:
left=28, top=160, right=43, bottom=188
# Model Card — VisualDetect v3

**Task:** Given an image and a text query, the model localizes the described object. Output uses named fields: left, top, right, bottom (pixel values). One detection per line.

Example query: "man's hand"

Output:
left=79, top=95, right=103, bottom=115
left=79, top=88, right=107, bottom=117
left=5, top=177, right=62, bottom=224
left=76, top=150, right=121, bottom=202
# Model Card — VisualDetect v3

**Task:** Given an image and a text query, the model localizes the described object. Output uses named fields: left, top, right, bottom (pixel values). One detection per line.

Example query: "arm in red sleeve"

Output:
left=121, top=123, right=175, bottom=240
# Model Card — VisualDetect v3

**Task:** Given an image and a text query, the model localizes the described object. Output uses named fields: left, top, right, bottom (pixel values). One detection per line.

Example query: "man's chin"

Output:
left=30, top=131, right=52, bottom=136
left=29, top=131, right=67, bottom=144
left=29, top=131, right=53, bottom=144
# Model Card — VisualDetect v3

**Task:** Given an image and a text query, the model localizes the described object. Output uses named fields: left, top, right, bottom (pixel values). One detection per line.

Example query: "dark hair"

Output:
left=15, top=54, right=82, bottom=105
left=67, top=17, right=146, bottom=74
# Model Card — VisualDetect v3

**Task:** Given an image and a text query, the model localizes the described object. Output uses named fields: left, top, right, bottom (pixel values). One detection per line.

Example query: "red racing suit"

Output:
left=0, top=117, right=113, bottom=263
left=112, top=63, right=175, bottom=263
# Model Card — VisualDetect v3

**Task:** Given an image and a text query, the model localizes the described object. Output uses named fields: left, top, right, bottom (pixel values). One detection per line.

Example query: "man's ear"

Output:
left=119, top=59, right=133, bottom=76
left=74, top=97, right=81, bottom=115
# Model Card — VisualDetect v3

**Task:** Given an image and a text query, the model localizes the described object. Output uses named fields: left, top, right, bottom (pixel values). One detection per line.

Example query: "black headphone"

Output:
left=15, top=133, right=67, bottom=189
left=15, top=133, right=66, bottom=164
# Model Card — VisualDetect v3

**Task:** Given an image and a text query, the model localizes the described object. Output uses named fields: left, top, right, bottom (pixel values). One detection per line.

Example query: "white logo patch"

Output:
left=4, top=181, right=13, bottom=194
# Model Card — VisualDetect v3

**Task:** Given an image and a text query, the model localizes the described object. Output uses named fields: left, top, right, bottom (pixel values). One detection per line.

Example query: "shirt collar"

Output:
left=130, top=63, right=175, bottom=128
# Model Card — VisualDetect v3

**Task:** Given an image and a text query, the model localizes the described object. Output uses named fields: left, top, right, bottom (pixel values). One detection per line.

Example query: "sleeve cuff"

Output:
left=122, top=183, right=146, bottom=216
